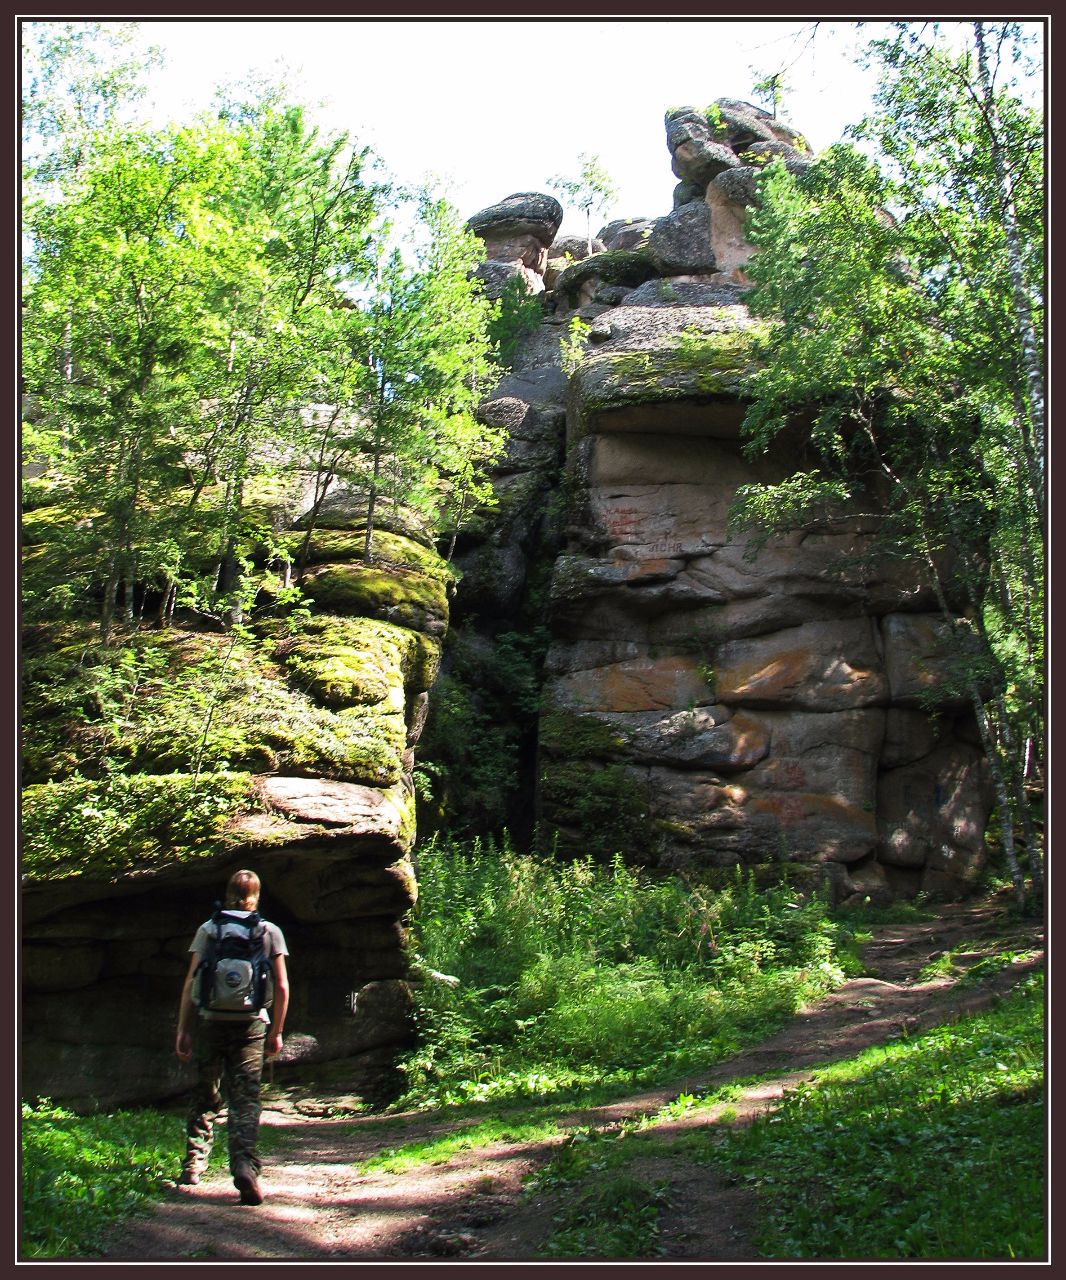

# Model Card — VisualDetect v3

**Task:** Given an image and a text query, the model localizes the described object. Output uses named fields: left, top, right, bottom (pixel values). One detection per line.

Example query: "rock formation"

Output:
left=22, top=495, right=448, bottom=1109
left=22, top=97, right=996, bottom=1111
left=459, top=98, right=993, bottom=904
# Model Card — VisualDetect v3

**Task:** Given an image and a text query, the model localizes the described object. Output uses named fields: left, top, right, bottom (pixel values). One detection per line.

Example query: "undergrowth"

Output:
left=21, top=1102, right=189, bottom=1258
left=519, top=974, right=1044, bottom=1260
left=704, top=972, right=1045, bottom=1259
left=395, top=835, right=852, bottom=1109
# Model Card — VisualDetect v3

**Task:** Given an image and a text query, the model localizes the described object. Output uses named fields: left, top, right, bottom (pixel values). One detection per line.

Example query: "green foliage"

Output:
left=488, top=274, right=543, bottom=368
left=750, top=67, right=789, bottom=118
left=560, top=315, right=592, bottom=375
left=544, top=1171, right=669, bottom=1258
left=708, top=973, right=1045, bottom=1259
left=21, top=770, right=255, bottom=880
left=396, top=838, right=848, bottom=1109
left=21, top=1100, right=176, bottom=1257
left=547, top=153, right=618, bottom=253
left=537, top=759, right=654, bottom=862
left=415, top=629, right=548, bottom=838
left=20, top=1098, right=282, bottom=1258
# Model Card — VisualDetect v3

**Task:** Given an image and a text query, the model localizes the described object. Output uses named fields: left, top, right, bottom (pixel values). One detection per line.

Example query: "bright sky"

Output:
left=28, top=18, right=1046, bottom=239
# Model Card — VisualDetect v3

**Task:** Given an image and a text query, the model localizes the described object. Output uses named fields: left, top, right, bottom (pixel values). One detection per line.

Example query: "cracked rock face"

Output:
left=531, top=114, right=994, bottom=893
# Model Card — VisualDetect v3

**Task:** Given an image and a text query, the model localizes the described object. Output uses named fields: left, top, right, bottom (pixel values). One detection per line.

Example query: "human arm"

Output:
left=266, top=953, right=289, bottom=1058
left=175, top=952, right=200, bottom=1062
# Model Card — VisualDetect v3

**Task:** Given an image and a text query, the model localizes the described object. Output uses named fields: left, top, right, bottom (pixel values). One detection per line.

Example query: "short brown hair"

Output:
left=225, top=869, right=261, bottom=910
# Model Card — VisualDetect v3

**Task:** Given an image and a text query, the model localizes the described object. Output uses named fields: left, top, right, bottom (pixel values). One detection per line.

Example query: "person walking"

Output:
left=175, top=869, right=289, bottom=1205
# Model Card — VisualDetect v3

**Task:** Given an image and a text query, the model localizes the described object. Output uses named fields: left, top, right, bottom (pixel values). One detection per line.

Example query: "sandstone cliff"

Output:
left=22, top=97, right=995, bottom=1111
left=456, top=97, right=992, bottom=904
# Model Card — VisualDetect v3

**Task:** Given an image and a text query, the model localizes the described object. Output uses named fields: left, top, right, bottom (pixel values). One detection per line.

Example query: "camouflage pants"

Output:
left=184, top=1018, right=267, bottom=1177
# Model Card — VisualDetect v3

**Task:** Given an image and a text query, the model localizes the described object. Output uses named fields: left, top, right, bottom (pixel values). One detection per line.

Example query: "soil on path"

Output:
left=102, top=895, right=1044, bottom=1262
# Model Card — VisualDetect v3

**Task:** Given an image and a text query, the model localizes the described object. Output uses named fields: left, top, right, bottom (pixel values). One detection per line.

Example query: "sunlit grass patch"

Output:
left=21, top=1099, right=285, bottom=1258
left=353, top=1112, right=563, bottom=1175
left=21, top=1101, right=184, bottom=1258
left=703, top=973, right=1045, bottom=1259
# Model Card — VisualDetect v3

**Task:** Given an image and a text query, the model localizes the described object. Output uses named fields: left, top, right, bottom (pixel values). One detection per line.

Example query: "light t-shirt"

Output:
left=189, top=910, right=288, bottom=1023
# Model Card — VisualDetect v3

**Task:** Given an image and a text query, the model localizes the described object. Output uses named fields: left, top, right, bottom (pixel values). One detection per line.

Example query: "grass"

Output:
left=698, top=972, right=1046, bottom=1260
left=20, top=1098, right=284, bottom=1258
left=21, top=840, right=1043, bottom=1261
left=510, top=973, right=1044, bottom=1261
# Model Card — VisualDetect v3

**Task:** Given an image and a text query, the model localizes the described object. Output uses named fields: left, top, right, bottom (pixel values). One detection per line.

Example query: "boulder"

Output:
left=533, top=91, right=992, bottom=896
left=598, top=219, right=657, bottom=252
left=598, top=217, right=654, bottom=247
left=552, top=250, right=659, bottom=307
left=714, top=619, right=889, bottom=711
left=550, top=233, right=605, bottom=261
left=466, top=192, right=563, bottom=247
left=664, top=108, right=742, bottom=186
left=743, top=139, right=809, bottom=165
left=711, top=165, right=761, bottom=209
left=645, top=203, right=717, bottom=276
left=881, top=613, right=972, bottom=709
left=673, top=180, right=706, bottom=208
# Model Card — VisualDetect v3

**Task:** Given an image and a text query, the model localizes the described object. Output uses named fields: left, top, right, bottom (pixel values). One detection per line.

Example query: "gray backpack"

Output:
left=194, top=908, right=274, bottom=1015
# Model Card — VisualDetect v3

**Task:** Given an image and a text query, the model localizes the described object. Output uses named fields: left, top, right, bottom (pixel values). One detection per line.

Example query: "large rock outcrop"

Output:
left=22, top=493, right=449, bottom=1110
left=457, top=101, right=993, bottom=902
left=466, top=192, right=563, bottom=299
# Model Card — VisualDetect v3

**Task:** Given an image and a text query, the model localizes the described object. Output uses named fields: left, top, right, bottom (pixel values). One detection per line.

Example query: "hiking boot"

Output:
left=233, top=1161, right=264, bottom=1205
left=178, top=1166, right=201, bottom=1186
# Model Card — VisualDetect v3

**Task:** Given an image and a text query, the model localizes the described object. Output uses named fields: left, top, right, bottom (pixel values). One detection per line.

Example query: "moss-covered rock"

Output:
left=571, top=323, right=765, bottom=432
left=300, top=562, right=449, bottom=636
left=553, top=250, right=659, bottom=304
left=271, top=615, right=440, bottom=708
left=21, top=771, right=259, bottom=883
left=284, top=528, right=454, bottom=582
left=538, top=707, right=628, bottom=758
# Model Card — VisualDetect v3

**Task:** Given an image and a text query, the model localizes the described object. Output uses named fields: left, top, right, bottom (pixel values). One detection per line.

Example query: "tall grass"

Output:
left=397, top=835, right=852, bottom=1107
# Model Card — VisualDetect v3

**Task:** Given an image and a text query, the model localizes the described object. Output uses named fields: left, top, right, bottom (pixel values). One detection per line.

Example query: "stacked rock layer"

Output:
left=462, top=99, right=993, bottom=903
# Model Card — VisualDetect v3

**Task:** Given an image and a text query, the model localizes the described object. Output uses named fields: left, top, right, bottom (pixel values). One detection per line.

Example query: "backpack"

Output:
left=193, top=907, right=274, bottom=1015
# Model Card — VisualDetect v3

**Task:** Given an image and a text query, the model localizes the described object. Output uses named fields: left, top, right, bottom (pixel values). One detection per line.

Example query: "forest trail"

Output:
left=102, top=897, right=1044, bottom=1262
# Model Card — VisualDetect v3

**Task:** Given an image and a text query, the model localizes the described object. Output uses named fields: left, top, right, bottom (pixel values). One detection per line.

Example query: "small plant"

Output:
left=560, top=316, right=592, bottom=375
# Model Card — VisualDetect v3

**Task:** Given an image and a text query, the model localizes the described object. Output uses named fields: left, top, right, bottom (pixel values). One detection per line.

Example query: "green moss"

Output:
left=291, top=705, right=408, bottom=787
left=538, top=759, right=656, bottom=862
left=283, top=528, right=453, bottom=581
left=576, top=326, right=764, bottom=422
left=301, top=562, right=449, bottom=632
left=21, top=771, right=258, bottom=882
left=554, top=250, right=659, bottom=302
left=539, top=708, right=627, bottom=758
left=22, top=620, right=425, bottom=791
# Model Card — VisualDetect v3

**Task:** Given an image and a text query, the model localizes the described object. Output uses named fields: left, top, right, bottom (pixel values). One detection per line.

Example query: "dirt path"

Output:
left=103, top=897, right=1043, bottom=1262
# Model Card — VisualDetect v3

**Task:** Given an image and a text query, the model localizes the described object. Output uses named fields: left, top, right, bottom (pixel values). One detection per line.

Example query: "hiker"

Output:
left=175, top=868, right=289, bottom=1205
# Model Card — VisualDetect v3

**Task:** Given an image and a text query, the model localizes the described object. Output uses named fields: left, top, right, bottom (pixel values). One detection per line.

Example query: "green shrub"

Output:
left=21, top=1100, right=182, bottom=1258
left=489, top=274, right=544, bottom=367
left=397, top=838, right=848, bottom=1108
